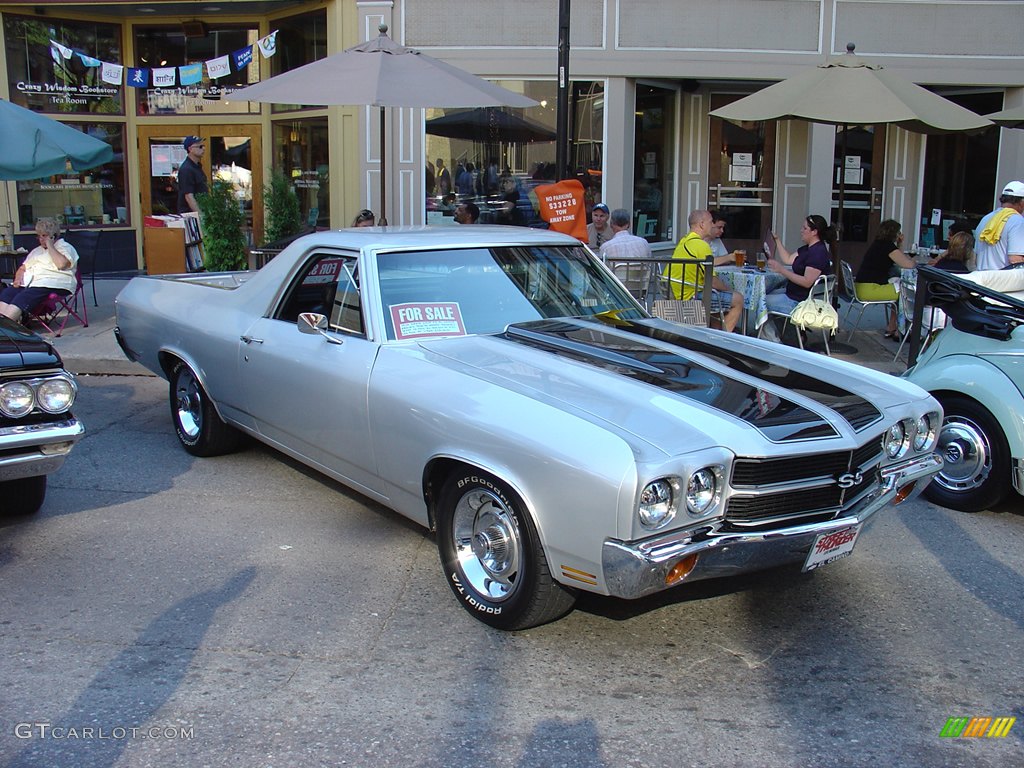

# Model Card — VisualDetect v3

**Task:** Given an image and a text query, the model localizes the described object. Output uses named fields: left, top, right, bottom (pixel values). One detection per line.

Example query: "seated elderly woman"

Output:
left=930, top=231, right=974, bottom=273
left=0, top=217, right=79, bottom=324
left=854, top=218, right=916, bottom=338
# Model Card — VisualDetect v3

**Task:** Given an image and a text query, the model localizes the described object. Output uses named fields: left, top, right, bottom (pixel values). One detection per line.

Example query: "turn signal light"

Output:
left=894, top=481, right=916, bottom=505
left=665, top=554, right=698, bottom=586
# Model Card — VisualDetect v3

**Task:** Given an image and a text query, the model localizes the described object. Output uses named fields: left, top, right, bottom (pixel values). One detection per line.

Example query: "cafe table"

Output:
left=716, top=265, right=788, bottom=334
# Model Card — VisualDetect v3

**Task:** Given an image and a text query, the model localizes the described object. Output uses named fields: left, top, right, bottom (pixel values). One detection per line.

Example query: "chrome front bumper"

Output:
left=602, top=452, right=943, bottom=600
left=0, top=418, right=85, bottom=482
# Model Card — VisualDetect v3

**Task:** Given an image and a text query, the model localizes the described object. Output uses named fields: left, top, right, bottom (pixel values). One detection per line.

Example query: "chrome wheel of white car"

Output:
left=437, top=471, right=575, bottom=630
left=925, top=396, right=1010, bottom=513
left=169, top=361, right=242, bottom=457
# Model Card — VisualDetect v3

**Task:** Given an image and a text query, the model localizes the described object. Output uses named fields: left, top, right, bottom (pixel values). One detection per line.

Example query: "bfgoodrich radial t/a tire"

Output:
left=437, top=471, right=576, bottom=630
left=925, top=395, right=1011, bottom=513
left=169, top=361, right=242, bottom=457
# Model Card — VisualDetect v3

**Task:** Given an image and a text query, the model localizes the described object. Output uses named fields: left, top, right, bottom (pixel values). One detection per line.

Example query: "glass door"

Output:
left=831, top=125, right=885, bottom=244
left=633, top=83, right=677, bottom=243
left=137, top=124, right=263, bottom=244
left=707, top=94, right=776, bottom=257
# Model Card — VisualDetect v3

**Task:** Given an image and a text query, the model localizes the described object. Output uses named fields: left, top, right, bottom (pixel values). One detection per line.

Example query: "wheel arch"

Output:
left=422, top=455, right=536, bottom=535
left=159, top=349, right=232, bottom=425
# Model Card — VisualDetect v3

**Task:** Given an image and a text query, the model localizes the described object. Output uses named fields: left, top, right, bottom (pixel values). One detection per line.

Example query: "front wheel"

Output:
left=924, top=396, right=1011, bottom=512
left=436, top=471, right=576, bottom=630
left=1, top=475, right=47, bottom=516
left=169, top=361, right=242, bottom=457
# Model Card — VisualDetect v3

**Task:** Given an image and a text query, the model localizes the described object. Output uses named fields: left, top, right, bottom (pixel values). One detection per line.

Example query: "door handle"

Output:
left=240, top=335, right=264, bottom=344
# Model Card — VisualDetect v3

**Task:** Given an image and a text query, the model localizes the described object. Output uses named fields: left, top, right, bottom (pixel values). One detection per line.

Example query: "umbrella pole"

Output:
left=379, top=106, right=388, bottom=226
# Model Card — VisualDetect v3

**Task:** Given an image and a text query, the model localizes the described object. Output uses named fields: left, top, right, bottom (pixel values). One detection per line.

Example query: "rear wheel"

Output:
left=436, top=471, right=576, bottom=630
left=925, top=396, right=1011, bottom=512
left=169, top=360, right=242, bottom=457
left=1, top=475, right=47, bottom=516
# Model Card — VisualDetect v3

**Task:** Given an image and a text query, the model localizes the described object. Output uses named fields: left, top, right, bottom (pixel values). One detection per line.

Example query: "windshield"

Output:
left=377, top=245, right=644, bottom=341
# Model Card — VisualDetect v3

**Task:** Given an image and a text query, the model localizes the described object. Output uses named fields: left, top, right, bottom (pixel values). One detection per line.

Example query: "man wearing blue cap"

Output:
left=177, top=136, right=208, bottom=214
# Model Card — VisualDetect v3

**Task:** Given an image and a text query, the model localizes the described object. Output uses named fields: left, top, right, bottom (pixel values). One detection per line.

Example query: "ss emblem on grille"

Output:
left=836, top=471, right=863, bottom=489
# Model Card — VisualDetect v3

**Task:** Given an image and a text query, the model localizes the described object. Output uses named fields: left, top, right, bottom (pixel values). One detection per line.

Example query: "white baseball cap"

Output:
left=1001, top=180, right=1024, bottom=197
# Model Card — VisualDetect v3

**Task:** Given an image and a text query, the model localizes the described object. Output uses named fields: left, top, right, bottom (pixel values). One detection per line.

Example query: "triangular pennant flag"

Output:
left=206, top=55, right=230, bottom=80
left=77, top=52, right=101, bottom=67
left=232, top=45, right=253, bottom=71
left=49, top=40, right=72, bottom=59
left=127, top=67, right=149, bottom=88
left=101, top=62, right=123, bottom=85
left=179, top=62, right=203, bottom=86
left=257, top=30, right=278, bottom=58
left=51, top=46, right=62, bottom=64
left=152, top=67, right=177, bottom=87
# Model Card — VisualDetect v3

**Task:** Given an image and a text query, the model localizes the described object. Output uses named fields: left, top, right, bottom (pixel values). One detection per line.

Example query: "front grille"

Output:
left=725, top=435, right=883, bottom=528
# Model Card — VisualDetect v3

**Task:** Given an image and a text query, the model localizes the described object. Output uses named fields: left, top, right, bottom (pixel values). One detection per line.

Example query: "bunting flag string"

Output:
left=46, top=32, right=277, bottom=89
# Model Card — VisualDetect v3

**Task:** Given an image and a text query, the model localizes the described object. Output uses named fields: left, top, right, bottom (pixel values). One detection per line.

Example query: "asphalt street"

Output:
left=1, top=375, right=1022, bottom=768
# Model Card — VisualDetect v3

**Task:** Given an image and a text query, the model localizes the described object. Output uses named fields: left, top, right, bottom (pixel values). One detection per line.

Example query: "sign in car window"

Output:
left=390, top=302, right=466, bottom=340
left=304, top=257, right=347, bottom=285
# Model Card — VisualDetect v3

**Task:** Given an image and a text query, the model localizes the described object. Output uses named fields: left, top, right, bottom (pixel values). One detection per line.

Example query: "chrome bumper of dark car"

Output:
left=602, top=452, right=943, bottom=600
left=0, top=418, right=85, bottom=482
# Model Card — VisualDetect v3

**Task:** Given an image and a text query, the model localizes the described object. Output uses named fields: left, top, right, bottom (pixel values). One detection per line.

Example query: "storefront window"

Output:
left=3, top=13, right=122, bottom=115
left=634, top=84, right=675, bottom=243
left=270, top=10, right=328, bottom=113
left=424, top=80, right=602, bottom=227
left=133, top=25, right=259, bottom=116
left=16, top=122, right=127, bottom=230
left=919, top=92, right=1001, bottom=248
left=273, top=119, right=329, bottom=228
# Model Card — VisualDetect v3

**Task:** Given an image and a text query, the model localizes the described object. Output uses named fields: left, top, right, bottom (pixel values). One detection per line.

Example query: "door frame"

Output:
left=137, top=123, right=263, bottom=244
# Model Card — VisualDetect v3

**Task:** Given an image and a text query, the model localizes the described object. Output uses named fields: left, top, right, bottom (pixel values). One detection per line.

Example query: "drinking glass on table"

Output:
left=733, top=249, right=746, bottom=267
left=756, top=250, right=766, bottom=270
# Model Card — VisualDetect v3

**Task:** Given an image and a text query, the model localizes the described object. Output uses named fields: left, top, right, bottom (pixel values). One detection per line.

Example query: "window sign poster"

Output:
left=835, top=167, right=864, bottom=185
left=844, top=155, right=862, bottom=169
left=733, top=152, right=753, bottom=166
left=730, top=164, right=756, bottom=183
left=151, top=144, right=186, bottom=176
left=390, top=302, right=466, bottom=340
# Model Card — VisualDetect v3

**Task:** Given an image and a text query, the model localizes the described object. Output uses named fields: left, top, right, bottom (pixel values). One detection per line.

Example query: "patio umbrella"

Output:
left=232, top=24, right=536, bottom=224
left=0, top=97, right=114, bottom=236
left=426, top=107, right=556, bottom=143
left=0, top=98, right=113, bottom=180
left=984, top=105, right=1024, bottom=129
left=709, top=43, right=991, bottom=350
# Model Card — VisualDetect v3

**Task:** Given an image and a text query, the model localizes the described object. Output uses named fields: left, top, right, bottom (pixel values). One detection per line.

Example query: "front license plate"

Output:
left=803, top=525, right=862, bottom=572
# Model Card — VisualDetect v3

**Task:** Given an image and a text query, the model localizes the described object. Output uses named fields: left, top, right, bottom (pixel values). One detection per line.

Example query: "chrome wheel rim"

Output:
left=934, top=416, right=991, bottom=493
left=175, top=369, right=202, bottom=440
left=451, top=488, right=522, bottom=602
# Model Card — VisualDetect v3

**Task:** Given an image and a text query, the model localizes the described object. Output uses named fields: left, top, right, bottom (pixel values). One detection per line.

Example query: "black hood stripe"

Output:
left=503, top=319, right=881, bottom=442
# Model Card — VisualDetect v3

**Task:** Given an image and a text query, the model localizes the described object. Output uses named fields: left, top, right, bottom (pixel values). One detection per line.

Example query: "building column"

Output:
left=603, top=77, right=634, bottom=216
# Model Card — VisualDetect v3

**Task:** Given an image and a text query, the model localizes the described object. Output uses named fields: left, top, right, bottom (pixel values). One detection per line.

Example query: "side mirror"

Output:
left=297, top=312, right=343, bottom=345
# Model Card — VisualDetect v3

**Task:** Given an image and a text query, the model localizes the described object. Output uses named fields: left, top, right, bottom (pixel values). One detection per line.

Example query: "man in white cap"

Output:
left=974, top=181, right=1024, bottom=271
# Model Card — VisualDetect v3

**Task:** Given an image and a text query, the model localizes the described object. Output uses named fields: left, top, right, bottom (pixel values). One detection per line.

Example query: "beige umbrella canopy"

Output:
left=710, top=44, right=992, bottom=134
left=233, top=25, right=536, bottom=224
left=984, top=106, right=1024, bottom=129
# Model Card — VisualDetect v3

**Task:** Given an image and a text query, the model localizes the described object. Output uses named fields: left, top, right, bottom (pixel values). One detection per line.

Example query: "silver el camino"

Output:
left=115, top=226, right=943, bottom=629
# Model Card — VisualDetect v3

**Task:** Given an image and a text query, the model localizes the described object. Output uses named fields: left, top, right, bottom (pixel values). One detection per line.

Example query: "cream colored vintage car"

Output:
left=115, top=226, right=942, bottom=629
left=904, top=265, right=1024, bottom=512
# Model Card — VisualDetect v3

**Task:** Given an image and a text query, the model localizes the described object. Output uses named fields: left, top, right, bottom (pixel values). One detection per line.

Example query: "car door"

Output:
left=239, top=251, right=384, bottom=497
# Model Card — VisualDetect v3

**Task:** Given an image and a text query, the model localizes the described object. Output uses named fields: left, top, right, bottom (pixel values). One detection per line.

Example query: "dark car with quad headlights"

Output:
left=0, top=316, right=84, bottom=515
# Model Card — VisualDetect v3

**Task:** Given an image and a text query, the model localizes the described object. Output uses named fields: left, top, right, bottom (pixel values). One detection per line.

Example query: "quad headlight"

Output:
left=639, top=466, right=721, bottom=530
left=912, top=412, right=939, bottom=452
left=884, top=421, right=909, bottom=459
left=0, top=375, right=77, bottom=418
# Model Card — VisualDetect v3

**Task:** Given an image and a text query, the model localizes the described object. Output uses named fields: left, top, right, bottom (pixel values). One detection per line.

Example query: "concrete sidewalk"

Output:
left=43, top=275, right=911, bottom=377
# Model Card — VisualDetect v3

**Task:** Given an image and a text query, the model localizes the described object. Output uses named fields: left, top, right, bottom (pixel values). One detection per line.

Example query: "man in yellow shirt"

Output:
left=664, top=209, right=743, bottom=332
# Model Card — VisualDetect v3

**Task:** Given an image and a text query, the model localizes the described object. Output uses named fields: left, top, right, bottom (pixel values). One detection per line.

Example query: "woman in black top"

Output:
left=854, top=219, right=916, bottom=337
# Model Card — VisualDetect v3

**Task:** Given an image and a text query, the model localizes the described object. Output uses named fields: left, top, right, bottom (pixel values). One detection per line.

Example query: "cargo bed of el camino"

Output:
left=114, top=226, right=943, bottom=629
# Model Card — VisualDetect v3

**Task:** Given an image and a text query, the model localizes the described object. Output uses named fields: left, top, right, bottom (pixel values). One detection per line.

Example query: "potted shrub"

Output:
left=263, top=171, right=303, bottom=246
left=195, top=179, right=248, bottom=272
